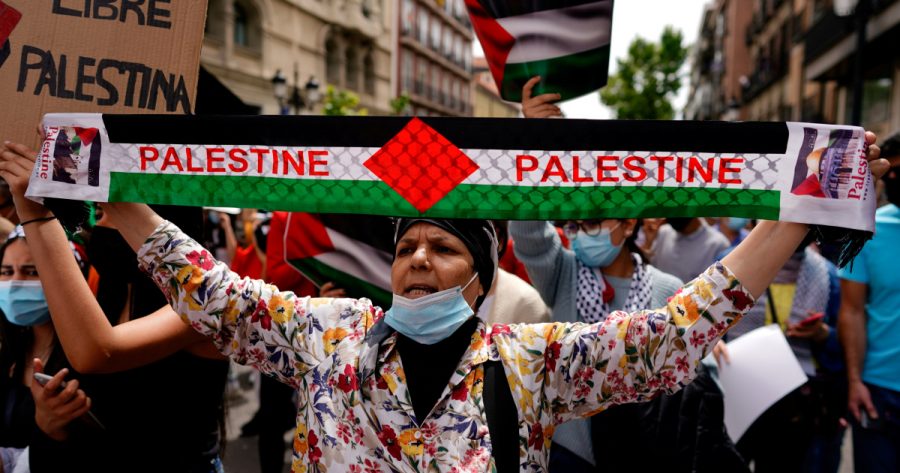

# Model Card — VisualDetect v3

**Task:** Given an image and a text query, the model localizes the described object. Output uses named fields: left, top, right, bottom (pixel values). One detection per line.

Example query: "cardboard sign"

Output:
left=0, top=0, right=207, bottom=148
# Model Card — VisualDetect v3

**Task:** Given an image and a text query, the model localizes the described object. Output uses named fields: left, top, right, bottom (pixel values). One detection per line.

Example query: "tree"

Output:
left=389, top=93, right=411, bottom=116
left=322, top=85, right=368, bottom=116
left=599, top=26, right=688, bottom=120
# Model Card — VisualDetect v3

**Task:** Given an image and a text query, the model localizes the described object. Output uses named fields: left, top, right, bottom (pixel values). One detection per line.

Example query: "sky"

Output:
left=473, top=0, right=711, bottom=119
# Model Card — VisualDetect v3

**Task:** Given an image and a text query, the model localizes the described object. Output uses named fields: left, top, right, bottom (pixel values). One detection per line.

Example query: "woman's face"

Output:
left=0, top=239, right=38, bottom=282
left=391, top=223, right=483, bottom=306
left=564, top=219, right=635, bottom=246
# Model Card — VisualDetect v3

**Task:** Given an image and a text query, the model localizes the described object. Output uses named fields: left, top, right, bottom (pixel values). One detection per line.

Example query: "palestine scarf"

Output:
left=27, top=114, right=878, bottom=268
left=576, top=253, right=653, bottom=324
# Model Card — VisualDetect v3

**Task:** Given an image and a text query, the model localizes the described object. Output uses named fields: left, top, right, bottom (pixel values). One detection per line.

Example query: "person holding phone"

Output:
left=0, top=225, right=93, bottom=472
left=712, top=234, right=847, bottom=473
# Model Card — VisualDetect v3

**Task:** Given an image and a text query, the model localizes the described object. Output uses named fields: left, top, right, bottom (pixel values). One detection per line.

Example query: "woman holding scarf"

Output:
left=0, top=135, right=889, bottom=472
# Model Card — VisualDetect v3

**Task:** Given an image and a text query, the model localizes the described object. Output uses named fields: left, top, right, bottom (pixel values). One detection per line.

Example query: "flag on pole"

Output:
left=466, top=0, right=613, bottom=101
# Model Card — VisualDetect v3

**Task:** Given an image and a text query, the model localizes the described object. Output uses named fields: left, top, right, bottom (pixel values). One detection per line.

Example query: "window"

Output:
left=326, top=37, right=341, bottom=85
left=442, top=75, right=450, bottom=106
left=364, top=51, right=376, bottom=95
left=416, top=58, right=427, bottom=95
left=402, top=0, right=414, bottom=36
left=430, top=65, right=440, bottom=102
left=431, top=18, right=442, bottom=50
left=443, top=29, right=453, bottom=58
left=417, top=10, right=429, bottom=44
left=233, top=2, right=249, bottom=47
left=346, top=47, right=360, bottom=90
left=402, top=51, right=413, bottom=94
left=205, top=0, right=224, bottom=39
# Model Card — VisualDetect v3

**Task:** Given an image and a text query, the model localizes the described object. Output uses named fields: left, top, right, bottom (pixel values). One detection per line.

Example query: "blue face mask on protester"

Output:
left=572, top=225, right=622, bottom=268
left=385, top=273, right=479, bottom=345
left=0, top=280, right=51, bottom=326
left=726, top=217, right=749, bottom=231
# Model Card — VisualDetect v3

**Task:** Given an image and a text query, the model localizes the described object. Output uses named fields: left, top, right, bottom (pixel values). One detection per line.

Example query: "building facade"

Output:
left=202, top=0, right=395, bottom=115
left=472, top=57, right=520, bottom=118
left=397, top=0, right=474, bottom=116
left=685, top=0, right=753, bottom=120
left=689, top=0, right=900, bottom=139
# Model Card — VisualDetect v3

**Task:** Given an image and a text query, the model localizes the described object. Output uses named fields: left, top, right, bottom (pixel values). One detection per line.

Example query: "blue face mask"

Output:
left=726, top=217, right=749, bottom=231
left=385, top=273, right=478, bottom=345
left=0, top=280, right=51, bottom=327
left=571, top=225, right=623, bottom=268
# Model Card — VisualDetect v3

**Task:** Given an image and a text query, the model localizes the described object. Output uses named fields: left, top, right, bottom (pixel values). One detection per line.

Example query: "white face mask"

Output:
left=384, top=273, right=479, bottom=345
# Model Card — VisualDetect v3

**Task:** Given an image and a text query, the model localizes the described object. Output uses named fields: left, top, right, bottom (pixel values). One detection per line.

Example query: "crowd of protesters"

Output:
left=0, top=92, right=896, bottom=473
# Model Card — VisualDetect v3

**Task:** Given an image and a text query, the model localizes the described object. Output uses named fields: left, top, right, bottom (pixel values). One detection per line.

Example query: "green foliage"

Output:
left=600, top=26, right=688, bottom=120
left=389, top=93, right=411, bottom=116
left=322, top=85, right=369, bottom=116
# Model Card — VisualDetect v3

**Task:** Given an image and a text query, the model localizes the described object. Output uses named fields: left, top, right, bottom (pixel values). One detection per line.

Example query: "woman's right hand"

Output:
left=319, top=281, right=346, bottom=298
left=30, top=359, right=92, bottom=441
left=521, top=76, right=562, bottom=119
left=712, top=340, right=730, bottom=369
left=0, top=142, right=52, bottom=222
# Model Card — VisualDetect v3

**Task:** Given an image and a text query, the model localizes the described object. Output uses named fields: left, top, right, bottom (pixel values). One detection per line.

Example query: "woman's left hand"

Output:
left=865, top=131, right=889, bottom=180
left=30, top=359, right=92, bottom=441
left=0, top=141, right=51, bottom=222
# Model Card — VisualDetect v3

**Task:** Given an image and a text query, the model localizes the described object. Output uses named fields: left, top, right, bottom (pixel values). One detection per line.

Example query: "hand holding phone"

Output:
left=799, top=311, right=825, bottom=327
left=33, top=370, right=105, bottom=430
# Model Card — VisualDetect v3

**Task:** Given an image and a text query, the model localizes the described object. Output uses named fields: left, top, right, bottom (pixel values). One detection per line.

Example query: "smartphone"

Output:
left=33, top=372, right=106, bottom=430
left=799, top=312, right=825, bottom=327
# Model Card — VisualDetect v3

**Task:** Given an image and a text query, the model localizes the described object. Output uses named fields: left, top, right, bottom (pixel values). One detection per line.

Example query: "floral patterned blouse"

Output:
left=138, top=221, right=755, bottom=473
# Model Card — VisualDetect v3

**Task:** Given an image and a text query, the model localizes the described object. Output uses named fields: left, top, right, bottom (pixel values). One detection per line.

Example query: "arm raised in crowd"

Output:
left=520, top=78, right=887, bottom=299
left=719, top=130, right=883, bottom=298
left=507, top=221, right=572, bottom=316
left=0, top=142, right=212, bottom=373
left=0, top=143, right=375, bottom=385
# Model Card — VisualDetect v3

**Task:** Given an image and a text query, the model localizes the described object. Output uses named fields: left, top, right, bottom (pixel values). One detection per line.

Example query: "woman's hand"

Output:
left=319, top=281, right=346, bottom=298
left=865, top=131, right=890, bottom=180
left=30, top=359, right=92, bottom=441
left=0, top=142, right=52, bottom=222
left=712, top=340, right=730, bottom=370
left=521, top=76, right=562, bottom=119
left=785, top=318, right=829, bottom=343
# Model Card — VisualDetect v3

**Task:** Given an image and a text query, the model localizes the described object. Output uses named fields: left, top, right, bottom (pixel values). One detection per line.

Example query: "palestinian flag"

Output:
left=466, top=0, right=613, bottom=101
left=283, top=212, right=394, bottom=307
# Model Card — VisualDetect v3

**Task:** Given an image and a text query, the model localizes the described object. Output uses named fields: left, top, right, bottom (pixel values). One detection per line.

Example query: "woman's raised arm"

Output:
left=0, top=142, right=209, bottom=374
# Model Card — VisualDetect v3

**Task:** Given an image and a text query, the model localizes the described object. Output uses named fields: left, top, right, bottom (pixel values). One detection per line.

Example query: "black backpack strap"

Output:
left=483, top=360, right=519, bottom=472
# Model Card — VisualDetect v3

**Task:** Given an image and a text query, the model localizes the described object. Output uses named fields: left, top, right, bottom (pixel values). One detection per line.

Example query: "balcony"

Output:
left=803, top=10, right=854, bottom=64
left=742, top=56, right=788, bottom=102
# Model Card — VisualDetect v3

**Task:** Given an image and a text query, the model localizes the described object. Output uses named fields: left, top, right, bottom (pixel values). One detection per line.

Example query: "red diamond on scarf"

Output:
left=364, top=117, right=479, bottom=213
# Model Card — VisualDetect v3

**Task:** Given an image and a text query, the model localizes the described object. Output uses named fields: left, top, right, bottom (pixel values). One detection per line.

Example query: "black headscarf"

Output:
left=393, top=218, right=498, bottom=306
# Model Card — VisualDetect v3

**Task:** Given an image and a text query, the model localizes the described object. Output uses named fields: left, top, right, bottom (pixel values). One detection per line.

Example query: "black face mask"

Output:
left=667, top=217, right=694, bottom=233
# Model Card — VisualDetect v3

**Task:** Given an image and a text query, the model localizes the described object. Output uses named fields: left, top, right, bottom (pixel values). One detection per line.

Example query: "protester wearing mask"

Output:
left=838, top=133, right=900, bottom=473
left=509, top=217, right=703, bottom=471
left=0, top=170, right=230, bottom=471
left=1, top=131, right=888, bottom=471
left=0, top=226, right=93, bottom=473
